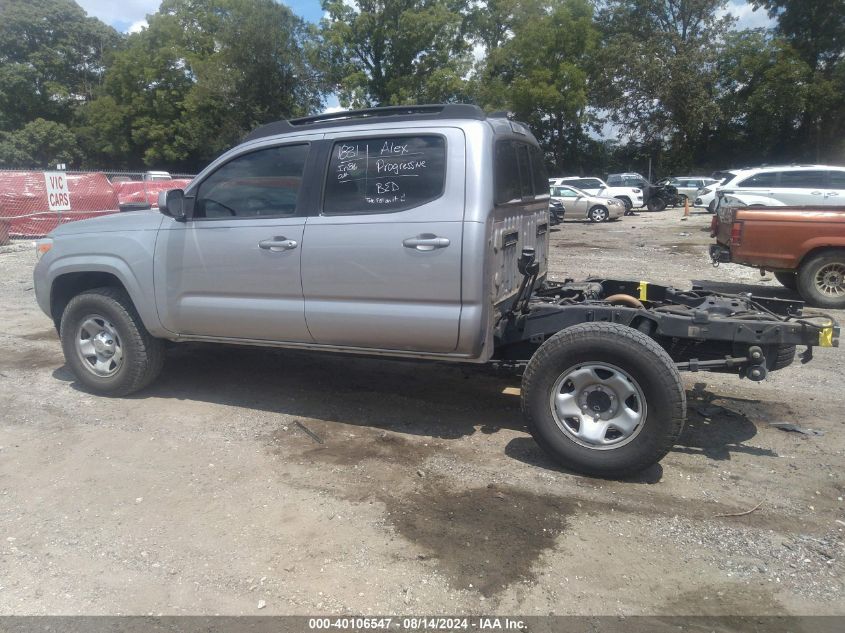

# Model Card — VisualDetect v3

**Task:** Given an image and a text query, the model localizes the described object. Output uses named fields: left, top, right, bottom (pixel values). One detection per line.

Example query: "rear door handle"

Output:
left=259, top=237, right=298, bottom=251
left=827, top=192, right=839, bottom=196
left=403, top=234, right=450, bottom=251
left=811, top=191, right=824, bottom=195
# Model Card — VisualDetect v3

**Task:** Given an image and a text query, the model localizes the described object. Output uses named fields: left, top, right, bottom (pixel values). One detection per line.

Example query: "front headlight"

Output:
left=35, top=238, right=53, bottom=259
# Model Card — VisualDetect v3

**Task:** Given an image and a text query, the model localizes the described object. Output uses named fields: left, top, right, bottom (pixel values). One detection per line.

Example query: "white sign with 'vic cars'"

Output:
left=44, top=171, right=71, bottom=211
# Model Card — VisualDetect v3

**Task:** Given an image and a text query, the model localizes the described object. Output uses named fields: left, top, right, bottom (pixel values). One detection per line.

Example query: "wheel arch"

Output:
left=797, top=244, right=845, bottom=269
left=46, top=259, right=164, bottom=336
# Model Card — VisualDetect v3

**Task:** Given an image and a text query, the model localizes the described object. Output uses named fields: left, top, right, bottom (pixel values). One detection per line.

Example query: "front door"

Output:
left=154, top=140, right=316, bottom=342
left=301, top=129, right=465, bottom=353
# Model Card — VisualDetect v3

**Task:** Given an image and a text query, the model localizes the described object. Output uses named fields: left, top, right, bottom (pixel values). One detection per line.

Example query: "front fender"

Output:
left=34, top=232, right=167, bottom=337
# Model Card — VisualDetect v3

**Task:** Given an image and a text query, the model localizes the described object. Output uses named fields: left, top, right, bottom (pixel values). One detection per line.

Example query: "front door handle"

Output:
left=811, top=191, right=824, bottom=196
left=827, top=192, right=839, bottom=196
left=403, top=234, right=450, bottom=251
left=259, top=237, right=298, bottom=251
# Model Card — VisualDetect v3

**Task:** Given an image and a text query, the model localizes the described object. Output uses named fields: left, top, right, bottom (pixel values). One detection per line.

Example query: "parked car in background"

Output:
left=696, top=165, right=845, bottom=212
left=549, top=184, right=625, bottom=222
left=549, top=176, right=643, bottom=212
left=710, top=194, right=845, bottom=308
left=548, top=199, right=564, bottom=225
left=667, top=176, right=718, bottom=203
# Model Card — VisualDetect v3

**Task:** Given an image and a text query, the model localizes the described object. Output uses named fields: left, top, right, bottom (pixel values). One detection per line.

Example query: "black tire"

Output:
left=707, top=200, right=716, bottom=214
left=60, top=287, right=165, bottom=396
left=588, top=206, right=609, bottom=222
left=774, top=271, right=798, bottom=291
left=769, top=345, right=796, bottom=372
left=614, top=197, right=632, bottom=212
left=647, top=198, right=667, bottom=212
left=521, top=323, right=685, bottom=478
left=797, top=250, right=845, bottom=309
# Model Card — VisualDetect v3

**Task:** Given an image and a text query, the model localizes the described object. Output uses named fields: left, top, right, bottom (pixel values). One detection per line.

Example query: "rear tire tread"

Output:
left=521, top=323, right=685, bottom=478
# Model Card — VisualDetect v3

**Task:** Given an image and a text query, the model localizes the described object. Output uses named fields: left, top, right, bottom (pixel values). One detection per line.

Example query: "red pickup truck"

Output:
left=710, top=200, right=845, bottom=309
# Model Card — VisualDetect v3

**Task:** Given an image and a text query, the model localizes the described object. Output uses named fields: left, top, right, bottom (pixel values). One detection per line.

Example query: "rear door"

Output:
left=301, top=128, right=464, bottom=353
left=775, top=170, right=828, bottom=205
left=827, top=170, right=845, bottom=203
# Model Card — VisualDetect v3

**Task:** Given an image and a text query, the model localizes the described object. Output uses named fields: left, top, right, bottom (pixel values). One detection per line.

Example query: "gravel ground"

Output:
left=0, top=208, right=843, bottom=616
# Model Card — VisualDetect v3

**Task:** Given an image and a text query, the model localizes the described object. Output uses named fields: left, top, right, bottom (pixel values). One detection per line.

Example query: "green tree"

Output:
left=596, top=0, right=736, bottom=172
left=320, top=0, right=474, bottom=107
left=474, top=0, right=600, bottom=174
left=0, top=118, right=81, bottom=168
left=82, top=0, right=326, bottom=170
left=0, top=0, right=120, bottom=131
left=752, top=0, right=845, bottom=71
left=748, top=0, right=845, bottom=163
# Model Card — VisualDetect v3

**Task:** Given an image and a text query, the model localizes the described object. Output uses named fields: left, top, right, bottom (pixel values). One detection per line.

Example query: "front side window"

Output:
left=195, top=144, right=308, bottom=219
left=323, top=135, right=446, bottom=214
left=779, top=170, right=827, bottom=189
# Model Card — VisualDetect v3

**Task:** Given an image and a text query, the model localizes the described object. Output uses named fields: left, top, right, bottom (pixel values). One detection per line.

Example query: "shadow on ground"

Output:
left=57, top=344, right=525, bottom=441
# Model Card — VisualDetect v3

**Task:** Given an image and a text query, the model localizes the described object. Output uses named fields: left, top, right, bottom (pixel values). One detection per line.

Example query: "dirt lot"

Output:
left=1, top=208, right=843, bottom=616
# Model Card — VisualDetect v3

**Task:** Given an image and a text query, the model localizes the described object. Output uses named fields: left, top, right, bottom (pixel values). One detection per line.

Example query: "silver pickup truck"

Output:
left=33, top=105, right=838, bottom=477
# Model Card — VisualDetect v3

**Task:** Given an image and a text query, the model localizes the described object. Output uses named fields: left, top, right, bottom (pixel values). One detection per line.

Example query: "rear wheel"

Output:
left=647, top=198, right=667, bottom=212
left=797, top=251, right=845, bottom=308
left=707, top=200, right=716, bottom=214
left=774, top=271, right=798, bottom=291
left=60, top=287, right=165, bottom=396
left=588, top=206, right=609, bottom=222
left=521, top=323, right=685, bottom=478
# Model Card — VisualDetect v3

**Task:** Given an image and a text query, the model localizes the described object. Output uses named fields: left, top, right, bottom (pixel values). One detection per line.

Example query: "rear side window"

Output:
left=738, top=172, right=778, bottom=187
left=494, top=140, right=549, bottom=204
left=779, top=170, right=827, bottom=189
left=195, top=144, right=308, bottom=219
left=829, top=171, right=845, bottom=188
left=323, top=135, right=446, bottom=214
left=529, top=146, right=549, bottom=195
left=562, top=178, right=603, bottom=189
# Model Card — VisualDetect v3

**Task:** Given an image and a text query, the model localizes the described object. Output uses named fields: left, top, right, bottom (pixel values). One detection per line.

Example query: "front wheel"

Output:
left=60, top=287, right=165, bottom=396
left=588, top=206, right=609, bottom=222
left=797, top=251, right=845, bottom=308
left=647, top=197, right=667, bottom=212
left=521, top=323, right=685, bottom=478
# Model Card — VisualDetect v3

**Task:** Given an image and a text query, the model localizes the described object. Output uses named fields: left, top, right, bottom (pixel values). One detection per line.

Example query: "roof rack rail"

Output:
left=243, top=104, right=486, bottom=142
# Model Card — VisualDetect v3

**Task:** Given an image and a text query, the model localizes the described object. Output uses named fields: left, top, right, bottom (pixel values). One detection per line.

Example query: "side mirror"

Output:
left=159, top=189, right=187, bottom=221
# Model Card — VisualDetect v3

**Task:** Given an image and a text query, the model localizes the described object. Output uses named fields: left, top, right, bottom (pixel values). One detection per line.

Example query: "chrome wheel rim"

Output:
left=549, top=362, right=647, bottom=450
left=815, top=263, right=845, bottom=297
left=75, top=314, right=123, bottom=377
left=592, top=208, right=608, bottom=221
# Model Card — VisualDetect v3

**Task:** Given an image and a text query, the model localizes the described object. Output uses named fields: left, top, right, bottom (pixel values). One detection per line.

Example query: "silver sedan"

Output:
left=550, top=185, right=625, bottom=222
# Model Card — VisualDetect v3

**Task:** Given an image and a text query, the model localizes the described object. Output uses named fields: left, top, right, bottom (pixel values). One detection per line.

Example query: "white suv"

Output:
left=549, top=176, right=643, bottom=211
left=695, top=165, right=845, bottom=212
